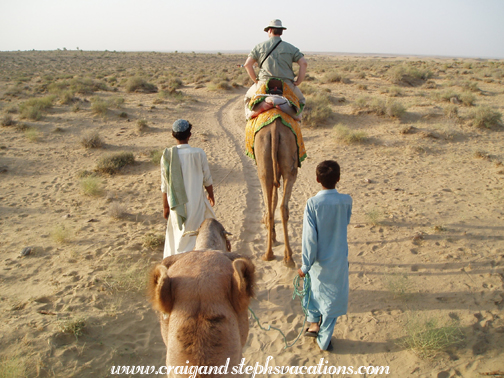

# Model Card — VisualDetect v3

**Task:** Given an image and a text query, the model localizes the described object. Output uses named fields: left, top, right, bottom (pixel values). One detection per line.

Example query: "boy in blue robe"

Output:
left=298, top=160, right=353, bottom=351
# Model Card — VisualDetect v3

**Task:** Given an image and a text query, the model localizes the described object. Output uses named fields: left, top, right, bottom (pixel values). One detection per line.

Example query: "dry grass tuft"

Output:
left=58, top=317, right=86, bottom=339
left=143, top=233, right=165, bottom=250
left=80, top=131, right=103, bottom=148
left=125, top=76, right=157, bottom=93
left=303, top=93, right=333, bottom=127
left=333, top=124, right=368, bottom=144
left=51, top=224, right=72, bottom=244
left=96, top=152, right=135, bottom=174
left=400, top=313, right=464, bottom=358
left=109, top=202, right=127, bottom=219
left=80, top=176, right=102, bottom=196
left=471, top=106, right=502, bottom=129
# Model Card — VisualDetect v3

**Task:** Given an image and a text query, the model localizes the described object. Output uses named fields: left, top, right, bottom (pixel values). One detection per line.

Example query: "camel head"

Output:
left=184, top=218, right=233, bottom=252
left=148, top=251, right=255, bottom=369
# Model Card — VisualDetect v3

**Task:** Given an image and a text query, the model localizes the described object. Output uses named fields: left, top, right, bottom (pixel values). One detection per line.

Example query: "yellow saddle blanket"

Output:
left=245, top=81, right=307, bottom=167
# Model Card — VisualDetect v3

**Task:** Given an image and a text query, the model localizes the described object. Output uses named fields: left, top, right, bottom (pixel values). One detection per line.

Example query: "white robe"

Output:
left=161, top=144, right=215, bottom=257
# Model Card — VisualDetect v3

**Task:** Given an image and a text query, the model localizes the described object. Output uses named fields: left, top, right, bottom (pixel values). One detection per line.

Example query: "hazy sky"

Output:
left=1, top=0, right=503, bottom=58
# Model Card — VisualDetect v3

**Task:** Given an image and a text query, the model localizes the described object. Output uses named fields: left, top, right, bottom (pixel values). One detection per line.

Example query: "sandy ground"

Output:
left=1, top=51, right=504, bottom=378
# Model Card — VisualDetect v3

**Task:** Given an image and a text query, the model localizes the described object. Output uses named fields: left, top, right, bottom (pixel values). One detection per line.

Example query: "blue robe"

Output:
left=301, top=189, right=352, bottom=319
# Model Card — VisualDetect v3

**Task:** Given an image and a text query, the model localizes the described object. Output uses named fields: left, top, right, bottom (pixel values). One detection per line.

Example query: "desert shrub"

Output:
left=207, top=81, right=232, bottom=91
left=444, top=104, right=458, bottom=119
left=303, top=93, right=333, bottom=127
left=150, top=149, right=163, bottom=164
left=143, top=233, right=165, bottom=250
left=80, top=176, right=102, bottom=196
left=471, top=106, right=502, bottom=129
left=137, top=119, right=148, bottom=132
left=387, top=85, right=402, bottom=97
left=384, top=273, right=413, bottom=300
left=1, top=114, right=14, bottom=126
left=81, top=131, right=103, bottom=148
left=459, top=91, right=475, bottom=106
left=167, top=78, right=183, bottom=91
left=386, top=100, right=406, bottom=118
left=125, top=76, right=157, bottom=93
left=24, top=127, right=40, bottom=142
left=322, top=71, right=343, bottom=83
left=51, top=224, right=72, bottom=244
left=366, top=208, right=383, bottom=226
left=333, top=124, right=367, bottom=144
left=96, top=152, right=135, bottom=174
left=369, top=97, right=386, bottom=115
left=353, top=96, right=368, bottom=110
left=90, top=96, right=109, bottom=116
left=461, top=81, right=480, bottom=92
left=298, top=83, right=318, bottom=95
left=49, top=78, right=107, bottom=94
left=388, top=65, right=432, bottom=86
left=118, top=112, right=128, bottom=118
left=108, top=96, right=125, bottom=108
left=71, top=78, right=107, bottom=94
left=431, top=89, right=459, bottom=103
left=58, top=90, right=75, bottom=104
left=0, top=354, right=29, bottom=378
left=58, top=317, right=86, bottom=339
left=400, top=313, right=464, bottom=358
left=357, top=84, right=368, bottom=90
left=19, top=95, right=56, bottom=120
left=109, top=202, right=127, bottom=219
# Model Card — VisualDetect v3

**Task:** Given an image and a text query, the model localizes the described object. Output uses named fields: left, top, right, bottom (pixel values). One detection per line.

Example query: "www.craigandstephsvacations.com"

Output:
left=110, top=356, right=390, bottom=376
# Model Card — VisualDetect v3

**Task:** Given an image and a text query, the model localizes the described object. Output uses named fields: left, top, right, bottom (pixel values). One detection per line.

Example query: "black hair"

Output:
left=316, top=160, right=340, bottom=189
left=270, top=28, right=283, bottom=36
left=172, top=123, right=192, bottom=141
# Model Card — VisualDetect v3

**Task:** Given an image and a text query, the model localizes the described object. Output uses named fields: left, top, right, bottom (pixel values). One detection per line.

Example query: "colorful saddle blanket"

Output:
left=245, top=104, right=307, bottom=168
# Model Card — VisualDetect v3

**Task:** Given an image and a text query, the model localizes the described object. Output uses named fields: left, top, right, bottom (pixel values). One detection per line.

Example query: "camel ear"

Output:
left=230, top=258, right=255, bottom=314
left=148, top=264, right=172, bottom=314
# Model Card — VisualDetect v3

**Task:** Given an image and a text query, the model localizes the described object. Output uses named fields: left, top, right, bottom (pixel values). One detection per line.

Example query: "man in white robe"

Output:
left=161, top=119, right=215, bottom=258
left=298, top=160, right=352, bottom=351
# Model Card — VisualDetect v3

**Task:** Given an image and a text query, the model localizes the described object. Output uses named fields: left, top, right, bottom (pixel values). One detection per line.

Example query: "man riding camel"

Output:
left=244, top=19, right=308, bottom=120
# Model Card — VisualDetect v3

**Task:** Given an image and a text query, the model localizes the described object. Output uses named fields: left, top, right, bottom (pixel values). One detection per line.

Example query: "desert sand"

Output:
left=0, top=51, right=503, bottom=377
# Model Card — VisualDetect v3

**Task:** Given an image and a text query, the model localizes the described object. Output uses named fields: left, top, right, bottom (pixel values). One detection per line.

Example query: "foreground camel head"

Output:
left=149, top=251, right=255, bottom=375
left=184, top=218, right=233, bottom=252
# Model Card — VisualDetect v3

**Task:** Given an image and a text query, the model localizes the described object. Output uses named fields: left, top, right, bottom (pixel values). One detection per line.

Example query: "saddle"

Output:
left=267, top=79, right=283, bottom=95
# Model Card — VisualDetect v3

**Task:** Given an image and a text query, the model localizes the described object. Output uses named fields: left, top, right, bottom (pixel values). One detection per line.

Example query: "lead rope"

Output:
left=248, top=273, right=311, bottom=349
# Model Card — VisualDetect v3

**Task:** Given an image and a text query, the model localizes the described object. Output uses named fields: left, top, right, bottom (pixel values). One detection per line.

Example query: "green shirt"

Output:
left=249, top=36, right=304, bottom=82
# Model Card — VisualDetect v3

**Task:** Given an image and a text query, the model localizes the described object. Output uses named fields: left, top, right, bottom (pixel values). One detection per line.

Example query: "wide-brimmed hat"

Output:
left=264, top=19, right=286, bottom=32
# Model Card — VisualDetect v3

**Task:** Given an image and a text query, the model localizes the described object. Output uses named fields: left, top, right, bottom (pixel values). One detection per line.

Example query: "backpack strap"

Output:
left=259, top=40, right=282, bottom=69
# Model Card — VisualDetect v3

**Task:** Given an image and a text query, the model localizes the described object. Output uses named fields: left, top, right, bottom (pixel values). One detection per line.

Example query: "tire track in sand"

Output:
left=213, top=93, right=266, bottom=261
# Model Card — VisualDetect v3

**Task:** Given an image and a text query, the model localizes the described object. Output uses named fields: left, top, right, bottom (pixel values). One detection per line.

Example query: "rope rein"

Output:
left=249, top=273, right=311, bottom=350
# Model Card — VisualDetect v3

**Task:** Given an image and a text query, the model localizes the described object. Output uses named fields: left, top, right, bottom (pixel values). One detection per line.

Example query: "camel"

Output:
left=254, top=118, right=298, bottom=267
left=149, top=218, right=254, bottom=377
left=184, top=218, right=232, bottom=252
